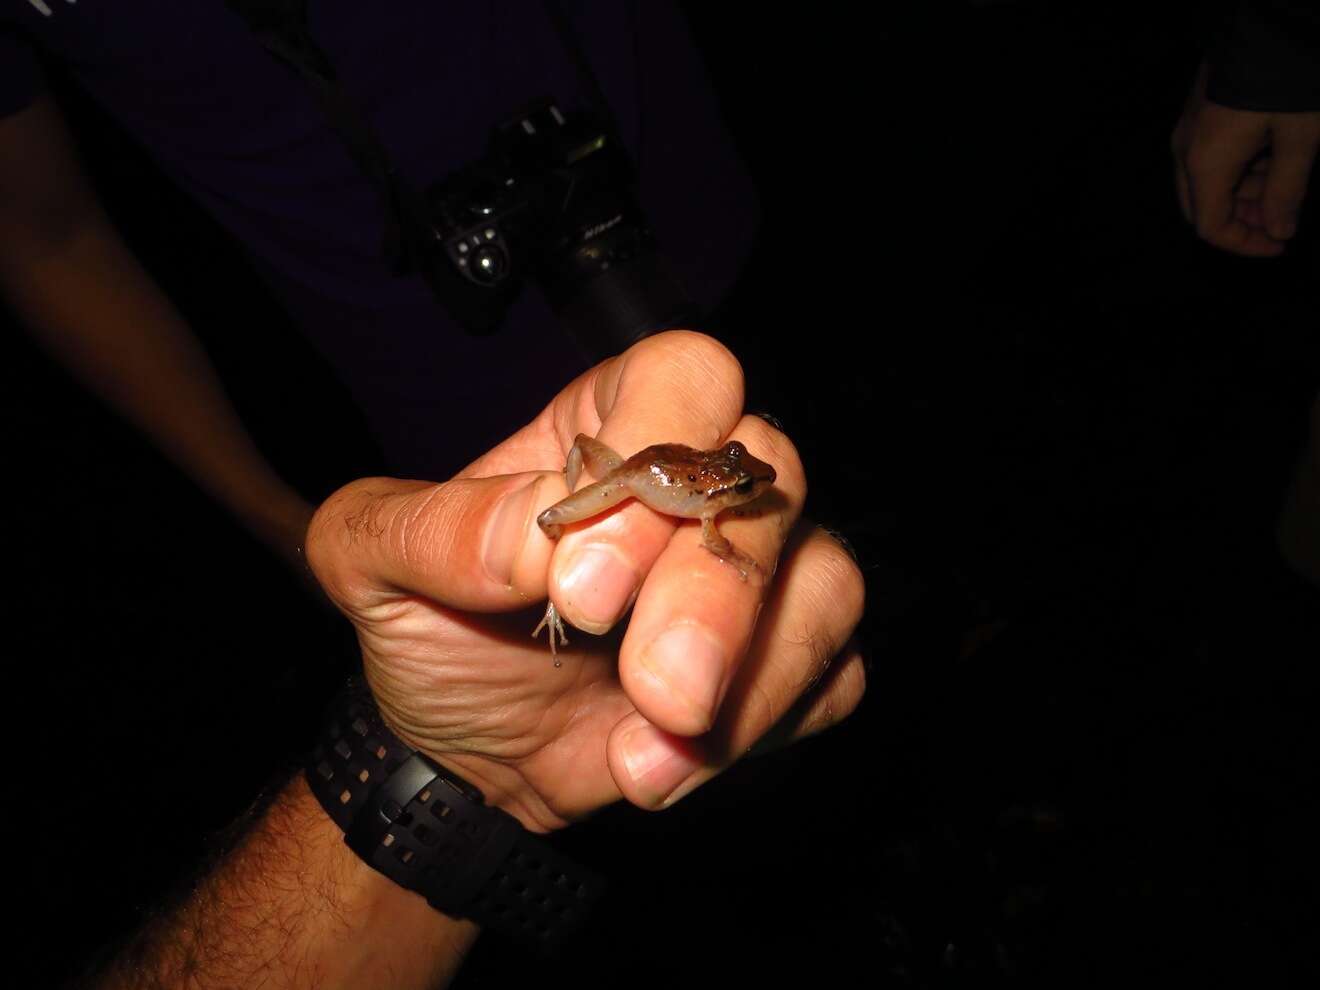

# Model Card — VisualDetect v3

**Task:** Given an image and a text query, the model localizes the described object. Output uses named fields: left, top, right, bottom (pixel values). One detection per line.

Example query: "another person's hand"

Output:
left=252, top=491, right=318, bottom=575
left=305, top=331, right=866, bottom=831
left=1171, top=62, right=1320, bottom=256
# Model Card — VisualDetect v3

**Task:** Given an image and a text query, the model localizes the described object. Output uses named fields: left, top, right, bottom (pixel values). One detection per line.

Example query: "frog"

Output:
left=532, top=433, right=778, bottom=664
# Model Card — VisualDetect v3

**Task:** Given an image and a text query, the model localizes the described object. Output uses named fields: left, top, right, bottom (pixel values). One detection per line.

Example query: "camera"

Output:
left=419, top=101, right=697, bottom=358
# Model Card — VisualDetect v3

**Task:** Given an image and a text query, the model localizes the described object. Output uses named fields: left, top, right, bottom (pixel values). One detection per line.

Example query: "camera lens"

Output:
left=469, top=243, right=509, bottom=284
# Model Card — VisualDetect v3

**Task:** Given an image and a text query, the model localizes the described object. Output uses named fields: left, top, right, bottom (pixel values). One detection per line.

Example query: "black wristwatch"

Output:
left=305, top=678, right=604, bottom=950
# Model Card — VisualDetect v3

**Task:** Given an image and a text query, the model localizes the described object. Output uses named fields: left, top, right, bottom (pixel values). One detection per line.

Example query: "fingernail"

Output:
left=639, top=623, right=727, bottom=733
left=557, top=544, right=640, bottom=632
left=620, top=723, right=703, bottom=805
left=482, top=478, right=540, bottom=586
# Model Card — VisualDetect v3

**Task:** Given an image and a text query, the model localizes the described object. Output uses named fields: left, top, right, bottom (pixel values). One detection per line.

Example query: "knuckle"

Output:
left=800, top=653, right=866, bottom=736
left=791, top=617, right=837, bottom=695
left=390, top=484, right=451, bottom=570
left=770, top=533, right=865, bottom=690
left=303, top=480, right=374, bottom=588
left=746, top=678, right=786, bottom=736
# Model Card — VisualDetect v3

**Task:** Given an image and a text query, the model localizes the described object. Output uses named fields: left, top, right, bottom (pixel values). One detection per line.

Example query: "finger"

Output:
left=542, top=331, right=748, bottom=634
left=305, top=471, right=565, bottom=617
left=1261, top=116, right=1320, bottom=241
left=1236, top=197, right=1265, bottom=230
left=754, top=645, right=868, bottom=747
left=1235, top=171, right=1266, bottom=201
left=587, top=330, right=746, bottom=452
left=616, top=415, right=808, bottom=736
left=1196, top=197, right=1285, bottom=257
left=607, top=523, right=866, bottom=808
left=1186, top=103, right=1275, bottom=254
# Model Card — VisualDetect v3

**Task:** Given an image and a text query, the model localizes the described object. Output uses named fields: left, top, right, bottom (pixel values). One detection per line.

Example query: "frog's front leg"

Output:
left=700, top=514, right=757, bottom=581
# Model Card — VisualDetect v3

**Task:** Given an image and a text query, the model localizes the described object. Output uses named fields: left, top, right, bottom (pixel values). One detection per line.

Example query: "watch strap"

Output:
left=306, top=679, right=604, bottom=949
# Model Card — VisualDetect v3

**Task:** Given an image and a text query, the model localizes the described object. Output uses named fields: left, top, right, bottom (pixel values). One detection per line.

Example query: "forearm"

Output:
left=0, top=218, right=311, bottom=546
left=93, top=774, right=478, bottom=990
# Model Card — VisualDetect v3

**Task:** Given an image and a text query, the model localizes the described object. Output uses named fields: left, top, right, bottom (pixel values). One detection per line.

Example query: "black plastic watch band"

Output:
left=306, top=679, right=604, bottom=949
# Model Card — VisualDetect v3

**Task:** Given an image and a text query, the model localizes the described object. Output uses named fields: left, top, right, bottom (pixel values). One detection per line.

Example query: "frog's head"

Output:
left=711, top=441, right=776, bottom=505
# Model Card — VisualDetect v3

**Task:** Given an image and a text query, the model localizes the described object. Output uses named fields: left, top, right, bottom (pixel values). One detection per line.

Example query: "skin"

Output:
left=1171, top=62, right=1320, bottom=257
left=533, top=434, right=778, bottom=663
left=308, top=330, right=866, bottom=812
left=0, top=95, right=315, bottom=574
left=92, top=330, right=868, bottom=989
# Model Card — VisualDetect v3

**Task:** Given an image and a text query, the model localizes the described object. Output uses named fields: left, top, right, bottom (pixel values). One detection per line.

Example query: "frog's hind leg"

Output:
left=532, top=601, right=569, bottom=667
left=536, top=480, right=633, bottom=538
left=567, top=433, right=624, bottom=490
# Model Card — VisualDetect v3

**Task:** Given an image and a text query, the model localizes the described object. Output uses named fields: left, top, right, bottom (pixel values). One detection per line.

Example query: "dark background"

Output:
left=7, top=2, right=1318, bottom=986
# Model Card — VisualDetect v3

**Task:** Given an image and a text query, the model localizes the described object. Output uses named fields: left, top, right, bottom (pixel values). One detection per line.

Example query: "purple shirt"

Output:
left=1, top=2, right=758, bottom=476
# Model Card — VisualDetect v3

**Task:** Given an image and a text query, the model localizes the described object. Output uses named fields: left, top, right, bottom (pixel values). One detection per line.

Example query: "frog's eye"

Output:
left=734, top=475, right=755, bottom=495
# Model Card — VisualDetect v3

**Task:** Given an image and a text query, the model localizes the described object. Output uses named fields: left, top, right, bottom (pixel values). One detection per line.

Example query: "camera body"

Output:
left=421, top=102, right=695, bottom=357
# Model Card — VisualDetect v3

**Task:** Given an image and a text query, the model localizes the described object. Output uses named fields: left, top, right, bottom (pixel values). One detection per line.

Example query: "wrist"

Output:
left=280, top=775, right=481, bottom=983
left=306, top=679, right=605, bottom=949
left=373, top=713, right=561, bottom=834
left=95, top=776, right=477, bottom=990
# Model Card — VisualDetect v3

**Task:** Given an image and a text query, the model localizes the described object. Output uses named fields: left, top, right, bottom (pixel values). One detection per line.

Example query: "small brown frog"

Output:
left=533, top=433, right=777, bottom=664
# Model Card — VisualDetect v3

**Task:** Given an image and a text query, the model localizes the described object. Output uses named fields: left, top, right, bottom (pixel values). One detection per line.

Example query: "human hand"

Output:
left=305, top=331, right=866, bottom=831
left=1171, top=62, right=1320, bottom=256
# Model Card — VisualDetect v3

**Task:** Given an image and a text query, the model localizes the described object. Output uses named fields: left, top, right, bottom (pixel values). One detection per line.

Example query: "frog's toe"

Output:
left=532, top=601, right=569, bottom=667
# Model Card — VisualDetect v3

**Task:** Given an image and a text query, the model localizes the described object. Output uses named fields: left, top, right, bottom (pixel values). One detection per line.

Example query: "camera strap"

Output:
left=542, top=0, right=638, bottom=180
left=223, top=1, right=653, bottom=347
left=224, top=2, right=633, bottom=241
left=222, top=0, right=446, bottom=283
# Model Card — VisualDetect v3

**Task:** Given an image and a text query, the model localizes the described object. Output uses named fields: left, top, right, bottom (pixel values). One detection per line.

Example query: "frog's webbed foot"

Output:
left=700, top=516, right=759, bottom=582
left=718, top=546, right=760, bottom=582
left=532, top=600, right=569, bottom=667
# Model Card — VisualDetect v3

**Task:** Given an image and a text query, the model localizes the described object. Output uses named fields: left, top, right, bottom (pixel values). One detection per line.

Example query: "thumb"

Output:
left=1261, top=115, right=1320, bottom=241
left=305, top=472, right=561, bottom=616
